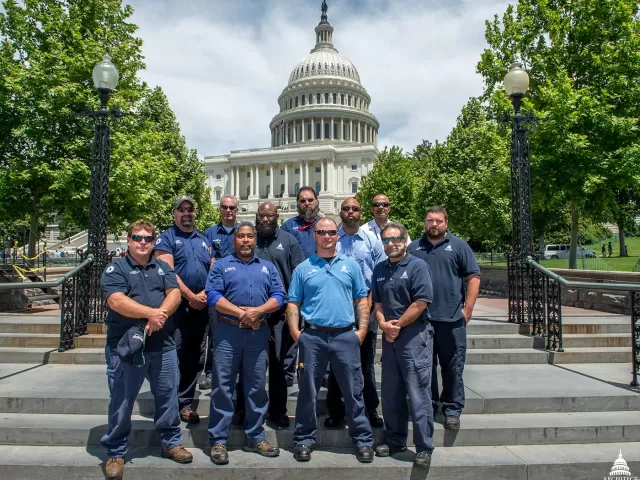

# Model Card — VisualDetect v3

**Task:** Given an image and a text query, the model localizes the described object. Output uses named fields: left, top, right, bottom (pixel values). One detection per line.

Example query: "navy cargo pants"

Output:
left=431, top=318, right=467, bottom=417
left=381, top=321, right=435, bottom=452
left=293, top=327, right=373, bottom=448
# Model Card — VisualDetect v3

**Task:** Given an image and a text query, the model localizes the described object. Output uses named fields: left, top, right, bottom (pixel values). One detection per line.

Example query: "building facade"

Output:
left=203, top=2, right=379, bottom=221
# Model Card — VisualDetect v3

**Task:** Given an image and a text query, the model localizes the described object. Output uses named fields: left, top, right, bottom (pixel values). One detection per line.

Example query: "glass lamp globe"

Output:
left=504, top=61, right=529, bottom=96
left=92, top=52, right=119, bottom=91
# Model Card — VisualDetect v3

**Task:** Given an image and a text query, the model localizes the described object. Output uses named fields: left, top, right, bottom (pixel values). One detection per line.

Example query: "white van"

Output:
left=541, top=244, right=596, bottom=259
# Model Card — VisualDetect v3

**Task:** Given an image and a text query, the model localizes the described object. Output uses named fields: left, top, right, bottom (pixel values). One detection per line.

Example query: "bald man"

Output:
left=362, top=194, right=411, bottom=245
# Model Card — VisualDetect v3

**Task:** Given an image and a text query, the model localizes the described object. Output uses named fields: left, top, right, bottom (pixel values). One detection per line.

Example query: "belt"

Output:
left=305, top=323, right=355, bottom=333
left=217, top=315, right=265, bottom=329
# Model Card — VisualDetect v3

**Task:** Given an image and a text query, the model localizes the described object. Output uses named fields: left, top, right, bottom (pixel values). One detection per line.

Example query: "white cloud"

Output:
left=127, top=0, right=511, bottom=156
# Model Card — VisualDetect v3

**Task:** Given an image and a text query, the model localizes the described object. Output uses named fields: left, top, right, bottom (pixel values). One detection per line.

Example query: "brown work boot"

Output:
left=210, top=443, right=229, bottom=465
left=162, top=444, right=193, bottom=464
left=244, top=439, right=280, bottom=457
left=105, top=457, right=125, bottom=480
left=180, top=407, right=200, bottom=424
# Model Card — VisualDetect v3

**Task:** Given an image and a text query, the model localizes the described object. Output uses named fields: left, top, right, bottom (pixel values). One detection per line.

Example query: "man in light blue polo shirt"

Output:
left=325, top=197, right=385, bottom=429
left=286, top=217, right=374, bottom=464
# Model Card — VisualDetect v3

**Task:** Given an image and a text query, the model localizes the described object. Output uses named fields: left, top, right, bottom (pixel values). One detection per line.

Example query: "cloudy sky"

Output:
left=126, top=0, right=511, bottom=157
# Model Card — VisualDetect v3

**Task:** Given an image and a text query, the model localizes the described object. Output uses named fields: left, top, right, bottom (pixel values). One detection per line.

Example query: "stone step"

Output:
left=1, top=411, right=639, bottom=448
left=0, top=317, right=103, bottom=335
left=549, top=347, right=632, bottom=364
left=3, top=442, right=639, bottom=480
left=0, top=364, right=638, bottom=417
left=0, top=333, right=60, bottom=348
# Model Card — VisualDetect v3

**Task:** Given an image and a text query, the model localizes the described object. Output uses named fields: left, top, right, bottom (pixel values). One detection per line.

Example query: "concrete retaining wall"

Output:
left=480, top=265, right=640, bottom=315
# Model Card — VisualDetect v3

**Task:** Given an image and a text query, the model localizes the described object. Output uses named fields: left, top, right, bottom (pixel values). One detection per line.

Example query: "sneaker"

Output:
left=210, top=443, right=229, bottom=465
left=444, top=415, right=460, bottom=430
left=356, top=446, right=374, bottom=463
left=199, top=374, right=212, bottom=390
left=162, top=445, right=193, bottom=464
left=414, top=451, right=432, bottom=468
left=375, top=443, right=407, bottom=457
left=244, top=440, right=280, bottom=457
left=180, top=408, right=200, bottom=424
left=105, top=457, right=125, bottom=480
left=293, top=444, right=311, bottom=462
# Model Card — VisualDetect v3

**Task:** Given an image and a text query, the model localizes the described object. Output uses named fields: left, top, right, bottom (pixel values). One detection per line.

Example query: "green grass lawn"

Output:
left=477, top=236, right=640, bottom=272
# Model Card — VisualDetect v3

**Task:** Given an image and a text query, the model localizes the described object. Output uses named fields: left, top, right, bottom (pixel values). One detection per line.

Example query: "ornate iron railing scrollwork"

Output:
left=631, top=292, right=639, bottom=387
left=530, top=265, right=545, bottom=336
left=57, top=258, right=94, bottom=351
left=545, top=276, right=563, bottom=352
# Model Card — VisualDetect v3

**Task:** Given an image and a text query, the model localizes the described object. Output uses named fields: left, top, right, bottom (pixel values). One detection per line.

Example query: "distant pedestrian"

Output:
left=608, top=242, right=613, bottom=258
left=625, top=245, right=629, bottom=256
left=601, top=245, right=606, bottom=258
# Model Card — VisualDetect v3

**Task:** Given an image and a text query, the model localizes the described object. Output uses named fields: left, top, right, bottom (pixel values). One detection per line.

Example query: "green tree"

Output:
left=356, top=146, right=423, bottom=239
left=477, top=0, right=640, bottom=267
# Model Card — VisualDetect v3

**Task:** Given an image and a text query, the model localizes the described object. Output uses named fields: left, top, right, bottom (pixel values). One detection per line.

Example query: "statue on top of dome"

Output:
left=321, top=1, right=328, bottom=17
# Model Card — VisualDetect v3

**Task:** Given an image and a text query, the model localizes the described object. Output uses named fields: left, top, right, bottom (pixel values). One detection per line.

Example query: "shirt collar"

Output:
left=421, top=231, right=450, bottom=248
left=230, top=253, right=260, bottom=264
left=173, top=223, right=198, bottom=238
left=388, top=253, right=412, bottom=269
left=310, top=252, right=343, bottom=266
left=125, top=252, right=156, bottom=269
left=217, top=222, right=238, bottom=232
left=338, top=227, right=365, bottom=240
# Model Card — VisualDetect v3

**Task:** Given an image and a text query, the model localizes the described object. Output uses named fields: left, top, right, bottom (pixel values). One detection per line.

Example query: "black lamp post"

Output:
left=501, top=61, right=538, bottom=325
left=86, top=51, right=119, bottom=323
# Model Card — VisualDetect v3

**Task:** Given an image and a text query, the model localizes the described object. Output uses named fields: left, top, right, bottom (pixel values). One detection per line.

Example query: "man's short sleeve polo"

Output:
left=102, top=261, right=128, bottom=300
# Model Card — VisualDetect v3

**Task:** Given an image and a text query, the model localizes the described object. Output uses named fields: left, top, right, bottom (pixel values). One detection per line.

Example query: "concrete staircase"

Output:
left=0, top=308, right=638, bottom=479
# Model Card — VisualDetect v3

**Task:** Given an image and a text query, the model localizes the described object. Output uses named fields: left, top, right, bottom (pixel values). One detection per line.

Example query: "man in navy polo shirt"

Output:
left=154, top=195, right=213, bottom=424
left=408, top=205, right=480, bottom=430
left=101, top=220, right=192, bottom=480
left=373, top=222, right=435, bottom=469
left=234, top=201, right=305, bottom=427
left=200, top=194, right=239, bottom=391
left=287, top=217, right=374, bottom=464
left=281, top=186, right=322, bottom=259
left=205, top=221, right=285, bottom=465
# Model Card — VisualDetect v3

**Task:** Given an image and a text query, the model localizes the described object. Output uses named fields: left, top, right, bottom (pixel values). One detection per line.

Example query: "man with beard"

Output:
left=287, top=217, right=374, bottom=464
left=205, top=222, right=285, bottom=465
left=282, top=186, right=322, bottom=259
left=362, top=194, right=411, bottom=245
left=199, top=195, right=239, bottom=391
left=373, top=222, right=435, bottom=469
left=234, top=201, right=305, bottom=427
left=407, top=205, right=480, bottom=431
left=325, top=197, right=385, bottom=429
left=155, top=195, right=213, bottom=424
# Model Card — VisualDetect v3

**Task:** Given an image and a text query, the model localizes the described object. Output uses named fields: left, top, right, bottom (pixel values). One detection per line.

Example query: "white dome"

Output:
left=289, top=49, right=361, bottom=85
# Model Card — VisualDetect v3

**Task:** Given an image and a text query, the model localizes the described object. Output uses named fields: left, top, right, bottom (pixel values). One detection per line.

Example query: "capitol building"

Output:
left=203, top=1, right=379, bottom=220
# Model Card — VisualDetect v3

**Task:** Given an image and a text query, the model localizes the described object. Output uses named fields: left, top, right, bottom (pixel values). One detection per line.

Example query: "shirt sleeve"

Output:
left=287, top=265, right=304, bottom=303
left=101, top=263, right=127, bottom=300
left=460, top=242, right=481, bottom=277
left=371, top=264, right=382, bottom=304
left=153, top=231, right=174, bottom=255
left=371, top=236, right=386, bottom=264
left=290, top=239, right=305, bottom=271
left=205, top=260, right=225, bottom=307
left=351, top=261, right=368, bottom=300
left=268, top=263, right=285, bottom=308
left=411, top=260, right=433, bottom=303
left=160, top=262, right=179, bottom=290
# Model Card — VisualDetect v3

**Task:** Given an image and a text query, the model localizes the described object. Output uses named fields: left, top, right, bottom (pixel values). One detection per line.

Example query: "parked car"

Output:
left=541, top=244, right=597, bottom=259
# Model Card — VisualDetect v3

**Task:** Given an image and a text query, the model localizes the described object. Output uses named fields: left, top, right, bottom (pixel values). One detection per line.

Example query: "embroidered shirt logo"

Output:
left=106, top=266, right=115, bottom=274
left=155, top=238, right=162, bottom=245
left=158, top=268, right=165, bottom=276
left=445, top=245, right=453, bottom=251
left=308, top=268, right=318, bottom=275
left=202, top=241, right=208, bottom=249
left=129, top=270, right=140, bottom=275
left=261, top=266, right=269, bottom=273
left=400, top=271, right=408, bottom=279
left=376, top=277, right=386, bottom=282
left=132, top=333, right=144, bottom=342
left=340, top=265, right=349, bottom=273
left=416, top=246, right=426, bottom=250
left=276, top=243, right=284, bottom=251
left=224, top=267, right=236, bottom=272
left=175, top=239, right=183, bottom=246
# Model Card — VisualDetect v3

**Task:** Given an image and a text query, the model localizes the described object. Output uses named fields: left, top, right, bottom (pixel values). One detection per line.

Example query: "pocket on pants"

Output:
left=413, top=358, right=431, bottom=389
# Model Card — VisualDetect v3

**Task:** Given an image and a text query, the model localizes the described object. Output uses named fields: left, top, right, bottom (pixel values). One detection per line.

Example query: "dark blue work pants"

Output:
left=293, top=328, right=373, bottom=448
left=208, top=320, right=270, bottom=445
left=381, top=322, right=435, bottom=453
left=101, top=348, right=182, bottom=457
left=431, top=318, right=467, bottom=417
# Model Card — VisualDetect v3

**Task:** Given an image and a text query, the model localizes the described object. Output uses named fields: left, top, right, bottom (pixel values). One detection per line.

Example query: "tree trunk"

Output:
left=617, top=220, right=626, bottom=257
left=28, top=206, right=39, bottom=259
left=569, top=199, right=578, bottom=269
left=538, top=233, right=545, bottom=257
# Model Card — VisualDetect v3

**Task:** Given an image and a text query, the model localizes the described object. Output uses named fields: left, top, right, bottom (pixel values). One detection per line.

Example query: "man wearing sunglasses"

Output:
left=101, top=221, right=193, bottom=480
left=281, top=186, right=322, bottom=259
left=325, top=197, right=385, bottom=430
left=200, top=195, right=240, bottom=391
left=408, top=205, right=481, bottom=432
left=155, top=195, right=214, bottom=424
left=287, top=217, right=374, bottom=464
left=362, top=194, right=411, bottom=245
left=372, top=222, right=435, bottom=469
left=205, top=222, right=285, bottom=465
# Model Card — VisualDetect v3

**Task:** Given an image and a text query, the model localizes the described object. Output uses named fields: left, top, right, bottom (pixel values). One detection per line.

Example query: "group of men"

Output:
left=100, top=188, right=480, bottom=479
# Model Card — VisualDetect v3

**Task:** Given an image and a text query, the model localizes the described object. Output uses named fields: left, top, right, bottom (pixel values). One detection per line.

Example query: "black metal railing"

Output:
left=526, top=256, right=640, bottom=386
left=0, top=255, right=94, bottom=352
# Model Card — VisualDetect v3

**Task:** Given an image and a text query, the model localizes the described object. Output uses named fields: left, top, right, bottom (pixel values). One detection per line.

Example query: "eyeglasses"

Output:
left=130, top=235, right=154, bottom=243
left=382, top=236, right=404, bottom=245
left=176, top=206, right=194, bottom=213
left=316, top=230, right=338, bottom=237
left=341, top=206, right=361, bottom=212
left=257, top=213, right=277, bottom=219
left=220, top=205, right=237, bottom=211
left=372, top=202, right=390, bottom=208
left=299, top=198, right=315, bottom=204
